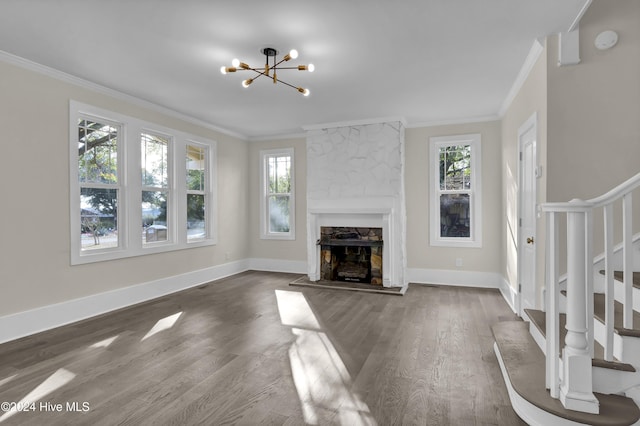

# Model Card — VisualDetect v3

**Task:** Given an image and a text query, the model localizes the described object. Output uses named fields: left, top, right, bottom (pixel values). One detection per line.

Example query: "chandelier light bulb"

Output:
left=222, top=47, right=312, bottom=95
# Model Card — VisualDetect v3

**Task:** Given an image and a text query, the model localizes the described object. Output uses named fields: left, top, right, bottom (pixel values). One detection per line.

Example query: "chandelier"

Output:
left=220, top=47, right=314, bottom=96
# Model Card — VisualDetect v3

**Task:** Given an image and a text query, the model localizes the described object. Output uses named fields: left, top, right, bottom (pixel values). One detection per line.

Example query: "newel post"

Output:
left=560, top=199, right=599, bottom=414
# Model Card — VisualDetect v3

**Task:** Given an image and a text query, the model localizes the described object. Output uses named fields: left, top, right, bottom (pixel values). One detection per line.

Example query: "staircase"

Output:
left=493, top=173, right=640, bottom=425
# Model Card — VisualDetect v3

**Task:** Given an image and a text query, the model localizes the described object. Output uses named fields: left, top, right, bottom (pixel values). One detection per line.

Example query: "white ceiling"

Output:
left=0, top=0, right=589, bottom=140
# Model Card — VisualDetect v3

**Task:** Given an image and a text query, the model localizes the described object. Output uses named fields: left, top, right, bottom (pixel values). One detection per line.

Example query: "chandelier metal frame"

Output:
left=221, top=47, right=314, bottom=96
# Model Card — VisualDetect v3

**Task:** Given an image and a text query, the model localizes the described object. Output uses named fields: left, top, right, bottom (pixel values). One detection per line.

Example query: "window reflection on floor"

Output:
left=141, top=312, right=182, bottom=341
left=0, top=369, right=76, bottom=423
left=275, top=290, right=375, bottom=425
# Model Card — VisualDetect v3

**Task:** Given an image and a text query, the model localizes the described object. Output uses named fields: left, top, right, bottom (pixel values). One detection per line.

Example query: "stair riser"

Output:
left=589, top=234, right=640, bottom=280
left=614, top=280, right=640, bottom=313
left=594, top=320, right=640, bottom=365
left=592, top=272, right=640, bottom=312
left=593, top=366, right=640, bottom=394
left=525, top=311, right=547, bottom=354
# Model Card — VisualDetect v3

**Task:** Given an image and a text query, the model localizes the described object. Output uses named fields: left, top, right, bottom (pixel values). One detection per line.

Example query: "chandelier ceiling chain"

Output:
left=221, top=47, right=314, bottom=96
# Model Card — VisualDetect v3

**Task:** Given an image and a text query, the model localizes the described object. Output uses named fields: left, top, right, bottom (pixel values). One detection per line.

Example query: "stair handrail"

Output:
left=539, top=171, right=640, bottom=414
left=589, top=172, right=640, bottom=207
left=540, top=173, right=640, bottom=211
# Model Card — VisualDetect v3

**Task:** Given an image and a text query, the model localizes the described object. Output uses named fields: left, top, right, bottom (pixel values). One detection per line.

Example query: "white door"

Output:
left=519, top=113, right=537, bottom=315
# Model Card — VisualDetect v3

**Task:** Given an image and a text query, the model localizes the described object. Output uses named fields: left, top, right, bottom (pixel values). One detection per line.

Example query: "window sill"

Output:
left=260, top=233, right=296, bottom=241
left=71, top=239, right=217, bottom=265
left=430, top=239, right=482, bottom=248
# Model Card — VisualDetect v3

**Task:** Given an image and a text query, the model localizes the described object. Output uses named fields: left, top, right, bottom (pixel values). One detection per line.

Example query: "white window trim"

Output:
left=185, top=140, right=215, bottom=244
left=429, top=133, right=482, bottom=248
left=260, top=148, right=295, bottom=240
left=140, top=129, right=174, bottom=248
left=70, top=100, right=217, bottom=265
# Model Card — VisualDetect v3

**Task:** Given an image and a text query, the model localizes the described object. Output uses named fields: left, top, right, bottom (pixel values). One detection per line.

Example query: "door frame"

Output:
left=517, top=112, right=538, bottom=316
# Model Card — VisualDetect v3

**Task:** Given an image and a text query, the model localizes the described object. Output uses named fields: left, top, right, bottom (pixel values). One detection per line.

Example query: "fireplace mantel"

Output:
left=306, top=197, right=405, bottom=288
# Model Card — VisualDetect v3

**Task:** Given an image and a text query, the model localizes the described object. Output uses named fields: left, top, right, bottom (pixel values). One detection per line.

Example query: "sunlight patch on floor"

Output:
left=275, top=290, right=321, bottom=330
left=0, top=375, right=17, bottom=389
left=0, top=368, right=76, bottom=423
left=89, top=335, right=119, bottom=348
left=141, top=312, right=183, bottom=341
left=276, top=290, right=375, bottom=425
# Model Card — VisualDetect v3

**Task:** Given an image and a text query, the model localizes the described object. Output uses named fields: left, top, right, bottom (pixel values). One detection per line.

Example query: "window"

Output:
left=186, top=144, right=208, bottom=242
left=77, top=117, right=122, bottom=252
left=260, top=148, right=295, bottom=240
left=141, top=132, right=170, bottom=245
left=430, top=134, right=482, bottom=247
left=70, top=101, right=217, bottom=264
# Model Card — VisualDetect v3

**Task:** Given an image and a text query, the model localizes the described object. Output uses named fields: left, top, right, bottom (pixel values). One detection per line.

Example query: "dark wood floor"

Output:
left=0, top=271, right=526, bottom=425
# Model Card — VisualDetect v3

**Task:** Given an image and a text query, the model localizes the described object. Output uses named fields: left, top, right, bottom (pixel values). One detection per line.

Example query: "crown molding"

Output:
left=407, top=114, right=501, bottom=129
left=0, top=49, right=248, bottom=141
left=498, top=39, right=545, bottom=118
left=568, top=0, right=592, bottom=32
left=303, top=116, right=407, bottom=132
left=247, top=131, right=307, bottom=142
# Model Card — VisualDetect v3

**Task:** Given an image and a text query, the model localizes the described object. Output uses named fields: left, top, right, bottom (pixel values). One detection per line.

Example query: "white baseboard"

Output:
left=406, top=268, right=502, bottom=289
left=0, top=259, right=250, bottom=344
left=248, top=258, right=307, bottom=274
left=499, top=276, right=518, bottom=314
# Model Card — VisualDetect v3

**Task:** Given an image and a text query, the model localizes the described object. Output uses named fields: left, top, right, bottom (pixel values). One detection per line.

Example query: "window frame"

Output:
left=75, top=115, right=125, bottom=256
left=140, top=129, right=173, bottom=248
left=185, top=141, right=212, bottom=244
left=429, top=133, right=482, bottom=248
left=259, top=148, right=295, bottom=240
left=70, top=101, right=217, bottom=265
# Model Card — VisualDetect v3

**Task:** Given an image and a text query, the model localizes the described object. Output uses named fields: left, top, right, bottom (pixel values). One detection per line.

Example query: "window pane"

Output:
left=439, top=145, right=471, bottom=190
left=268, top=155, right=291, bottom=194
left=186, top=145, right=205, bottom=191
left=80, top=188, right=118, bottom=250
left=78, top=119, right=118, bottom=184
left=187, top=194, right=206, bottom=241
left=141, top=133, right=169, bottom=188
left=142, top=191, right=167, bottom=243
left=268, top=195, right=290, bottom=233
left=440, top=193, right=470, bottom=238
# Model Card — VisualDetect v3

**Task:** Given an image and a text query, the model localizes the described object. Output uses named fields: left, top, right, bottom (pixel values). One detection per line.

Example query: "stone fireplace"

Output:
left=305, top=119, right=407, bottom=289
left=320, top=226, right=383, bottom=284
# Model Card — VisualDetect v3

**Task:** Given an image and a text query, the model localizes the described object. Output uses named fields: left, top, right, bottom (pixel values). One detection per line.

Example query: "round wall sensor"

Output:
left=595, top=30, right=618, bottom=50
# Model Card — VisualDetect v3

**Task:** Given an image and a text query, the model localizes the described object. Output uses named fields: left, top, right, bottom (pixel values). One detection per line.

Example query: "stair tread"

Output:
left=598, top=270, right=640, bottom=289
left=524, top=308, right=635, bottom=372
left=592, top=293, right=640, bottom=337
left=492, top=321, right=640, bottom=426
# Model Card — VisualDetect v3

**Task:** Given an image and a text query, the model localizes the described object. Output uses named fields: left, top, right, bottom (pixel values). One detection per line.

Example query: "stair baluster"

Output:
left=545, top=211, right=560, bottom=398
left=603, top=203, right=614, bottom=361
left=623, top=193, right=633, bottom=329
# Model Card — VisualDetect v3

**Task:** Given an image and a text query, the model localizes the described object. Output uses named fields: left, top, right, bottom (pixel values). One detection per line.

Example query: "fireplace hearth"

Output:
left=319, top=227, right=383, bottom=285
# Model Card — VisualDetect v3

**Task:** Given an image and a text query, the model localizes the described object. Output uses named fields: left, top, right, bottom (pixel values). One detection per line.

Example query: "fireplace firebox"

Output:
left=319, top=227, right=383, bottom=285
